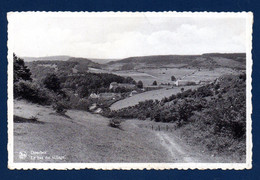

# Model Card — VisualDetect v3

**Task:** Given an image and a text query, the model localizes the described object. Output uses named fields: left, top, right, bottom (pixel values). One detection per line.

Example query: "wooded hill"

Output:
left=107, top=53, right=246, bottom=70
left=106, top=73, right=246, bottom=159
left=26, top=57, right=103, bottom=79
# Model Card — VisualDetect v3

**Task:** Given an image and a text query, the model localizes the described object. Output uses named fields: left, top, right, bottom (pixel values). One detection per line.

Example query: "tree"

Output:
left=171, top=75, right=176, bottom=81
left=152, top=81, right=157, bottom=86
left=137, top=80, right=143, bottom=89
left=124, top=76, right=135, bottom=84
left=13, top=53, right=32, bottom=82
left=43, top=73, right=61, bottom=93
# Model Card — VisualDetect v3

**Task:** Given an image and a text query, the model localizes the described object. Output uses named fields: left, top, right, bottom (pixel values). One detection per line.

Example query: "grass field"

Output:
left=13, top=100, right=170, bottom=163
left=112, top=67, right=239, bottom=86
left=13, top=100, right=231, bottom=163
left=110, top=85, right=199, bottom=110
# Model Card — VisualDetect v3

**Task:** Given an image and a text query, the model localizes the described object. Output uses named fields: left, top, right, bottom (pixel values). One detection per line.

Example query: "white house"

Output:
left=89, top=93, right=99, bottom=99
left=129, top=90, right=138, bottom=97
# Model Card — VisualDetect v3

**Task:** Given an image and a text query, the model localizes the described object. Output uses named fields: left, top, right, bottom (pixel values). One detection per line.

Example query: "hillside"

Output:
left=13, top=100, right=222, bottom=163
left=22, top=56, right=71, bottom=62
left=89, top=58, right=119, bottom=64
left=107, top=73, right=246, bottom=162
left=26, top=57, right=103, bottom=79
left=107, top=53, right=246, bottom=70
left=67, top=57, right=102, bottom=68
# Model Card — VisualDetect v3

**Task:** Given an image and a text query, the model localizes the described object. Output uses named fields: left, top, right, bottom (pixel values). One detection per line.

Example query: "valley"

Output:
left=13, top=53, right=246, bottom=163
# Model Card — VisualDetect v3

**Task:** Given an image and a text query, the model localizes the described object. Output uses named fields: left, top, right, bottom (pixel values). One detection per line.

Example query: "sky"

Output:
left=8, top=13, right=247, bottom=59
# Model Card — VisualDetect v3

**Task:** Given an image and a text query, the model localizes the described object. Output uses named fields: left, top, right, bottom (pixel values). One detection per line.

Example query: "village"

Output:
left=86, top=78, right=207, bottom=114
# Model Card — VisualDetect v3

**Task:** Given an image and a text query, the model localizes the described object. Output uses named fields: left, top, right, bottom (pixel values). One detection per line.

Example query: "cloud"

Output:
left=9, top=14, right=246, bottom=59
left=72, top=24, right=245, bottom=59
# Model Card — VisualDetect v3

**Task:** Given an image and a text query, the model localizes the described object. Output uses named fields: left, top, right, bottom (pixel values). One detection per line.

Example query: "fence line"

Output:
left=142, top=124, right=176, bottom=132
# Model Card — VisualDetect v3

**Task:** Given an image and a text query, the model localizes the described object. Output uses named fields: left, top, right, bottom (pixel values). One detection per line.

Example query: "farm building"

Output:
left=129, top=90, right=138, bottom=97
left=175, top=80, right=200, bottom=86
left=89, top=93, right=99, bottom=99
left=109, top=82, right=136, bottom=90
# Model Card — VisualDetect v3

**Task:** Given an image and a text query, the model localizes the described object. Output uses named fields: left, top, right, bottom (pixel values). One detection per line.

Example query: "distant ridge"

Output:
left=22, top=56, right=115, bottom=65
left=89, top=58, right=119, bottom=64
left=22, top=55, right=71, bottom=62
left=67, top=57, right=101, bottom=68
left=107, top=53, right=246, bottom=70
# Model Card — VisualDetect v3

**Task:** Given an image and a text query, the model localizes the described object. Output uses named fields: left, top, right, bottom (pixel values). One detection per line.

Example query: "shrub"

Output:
left=196, top=86, right=213, bottom=97
left=171, top=75, right=176, bottom=81
left=108, top=118, right=122, bottom=129
left=52, top=96, right=70, bottom=114
left=43, top=73, right=61, bottom=93
left=14, top=80, right=51, bottom=105
left=137, top=80, right=143, bottom=89
left=13, top=53, right=32, bottom=83
left=176, top=101, right=194, bottom=126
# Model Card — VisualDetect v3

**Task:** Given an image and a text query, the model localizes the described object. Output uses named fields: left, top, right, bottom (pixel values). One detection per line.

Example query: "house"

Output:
left=94, top=108, right=103, bottom=114
left=89, top=103, right=97, bottom=111
left=89, top=93, right=99, bottom=99
left=175, top=80, right=200, bottom=86
left=109, top=82, right=136, bottom=90
left=129, top=90, right=138, bottom=97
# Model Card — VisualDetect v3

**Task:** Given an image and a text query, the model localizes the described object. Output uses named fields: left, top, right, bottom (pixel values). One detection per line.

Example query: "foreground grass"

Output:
left=13, top=100, right=170, bottom=163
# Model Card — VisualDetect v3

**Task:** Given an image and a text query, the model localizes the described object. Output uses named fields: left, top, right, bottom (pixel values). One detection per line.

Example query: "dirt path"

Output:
left=130, top=120, right=207, bottom=163
left=156, top=132, right=195, bottom=162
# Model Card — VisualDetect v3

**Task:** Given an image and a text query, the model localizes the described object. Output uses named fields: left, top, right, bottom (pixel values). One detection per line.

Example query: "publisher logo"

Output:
left=19, top=151, right=27, bottom=160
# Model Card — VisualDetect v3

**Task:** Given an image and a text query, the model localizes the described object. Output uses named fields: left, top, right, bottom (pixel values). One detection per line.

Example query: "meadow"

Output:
left=112, top=67, right=239, bottom=87
left=110, top=85, right=199, bottom=110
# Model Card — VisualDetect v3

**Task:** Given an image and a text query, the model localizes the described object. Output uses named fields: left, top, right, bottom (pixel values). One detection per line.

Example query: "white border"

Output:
left=7, top=11, right=253, bottom=170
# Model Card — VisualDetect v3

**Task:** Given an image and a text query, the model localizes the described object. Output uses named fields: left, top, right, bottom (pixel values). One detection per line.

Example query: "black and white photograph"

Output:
left=7, top=12, right=252, bottom=170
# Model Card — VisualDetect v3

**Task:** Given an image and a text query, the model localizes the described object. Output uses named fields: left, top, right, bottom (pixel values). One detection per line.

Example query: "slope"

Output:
left=107, top=53, right=246, bottom=70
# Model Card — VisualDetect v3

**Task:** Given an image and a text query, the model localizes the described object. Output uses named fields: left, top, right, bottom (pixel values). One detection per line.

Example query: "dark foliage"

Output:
left=14, top=80, right=51, bottom=105
left=171, top=75, right=176, bottom=81
left=137, top=80, right=143, bottom=89
left=60, top=73, right=135, bottom=97
left=108, top=118, right=122, bottom=129
left=52, top=95, right=70, bottom=114
left=152, top=81, right=157, bottom=86
left=43, top=73, right=62, bottom=93
left=13, top=53, right=32, bottom=83
left=106, top=74, right=246, bottom=156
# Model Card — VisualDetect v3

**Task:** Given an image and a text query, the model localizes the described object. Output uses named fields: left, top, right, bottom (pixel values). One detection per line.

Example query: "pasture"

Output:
left=110, top=85, right=199, bottom=110
left=111, top=67, right=239, bottom=87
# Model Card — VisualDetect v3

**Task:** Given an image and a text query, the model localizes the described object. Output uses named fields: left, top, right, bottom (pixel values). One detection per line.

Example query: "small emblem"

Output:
left=19, top=151, right=27, bottom=159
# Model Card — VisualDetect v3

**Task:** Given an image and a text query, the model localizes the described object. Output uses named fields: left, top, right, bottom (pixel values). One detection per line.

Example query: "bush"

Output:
left=13, top=54, right=32, bottom=83
left=43, top=73, right=61, bottom=93
left=196, top=86, right=213, bottom=97
left=137, top=80, right=143, bottom=89
left=176, top=100, right=194, bottom=126
left=108, top=118, right=122, bottom=129
left=52, top=99, right=69, bottom=114
left=14, top=80, right=51, bottom=105
left=171, top=75, right=176, bottom=81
